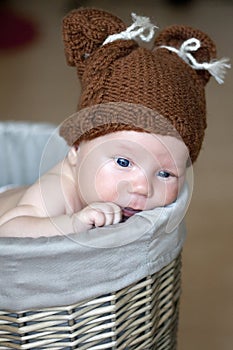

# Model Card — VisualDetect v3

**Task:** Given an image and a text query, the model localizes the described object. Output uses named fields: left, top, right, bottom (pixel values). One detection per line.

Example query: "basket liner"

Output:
left=0, top=185, right=188, bottom=312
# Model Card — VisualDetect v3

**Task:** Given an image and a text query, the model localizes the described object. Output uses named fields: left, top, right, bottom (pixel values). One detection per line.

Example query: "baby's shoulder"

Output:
left=0, top=186, right=28, bottom=216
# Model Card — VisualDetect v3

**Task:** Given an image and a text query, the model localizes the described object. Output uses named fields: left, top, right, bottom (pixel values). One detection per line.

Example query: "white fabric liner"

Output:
left=0, top=122, right=189, bottom=312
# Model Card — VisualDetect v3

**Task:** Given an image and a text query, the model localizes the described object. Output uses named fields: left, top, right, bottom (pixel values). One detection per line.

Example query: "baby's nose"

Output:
left=129, top=172, right=153, bottom=197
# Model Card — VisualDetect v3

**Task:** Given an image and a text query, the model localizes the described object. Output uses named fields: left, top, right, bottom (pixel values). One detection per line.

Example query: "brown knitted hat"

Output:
left=59, top=8, right=230, bottom=162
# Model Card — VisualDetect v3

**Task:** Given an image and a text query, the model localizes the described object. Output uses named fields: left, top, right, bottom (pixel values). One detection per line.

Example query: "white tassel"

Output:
left=204, top=58, right=231, bottom=84
left=161, top=38, right=231, bottom=84
left=103, top=13, right=158, bottom=46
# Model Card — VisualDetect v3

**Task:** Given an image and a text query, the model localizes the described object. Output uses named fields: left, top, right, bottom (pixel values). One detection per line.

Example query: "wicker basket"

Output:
left=0, top=254, right=181, bottom=350
left=0, top=122, right=188, bottom=349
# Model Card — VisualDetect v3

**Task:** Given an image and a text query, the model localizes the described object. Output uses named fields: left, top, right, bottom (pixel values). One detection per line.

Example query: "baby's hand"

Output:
left=72, top=202, right=122, bottom=233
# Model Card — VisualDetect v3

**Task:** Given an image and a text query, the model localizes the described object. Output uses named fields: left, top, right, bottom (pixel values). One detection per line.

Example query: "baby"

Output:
left=0, top=127, right=188, bottom=237
left=0, top=8, right=229, bottom=237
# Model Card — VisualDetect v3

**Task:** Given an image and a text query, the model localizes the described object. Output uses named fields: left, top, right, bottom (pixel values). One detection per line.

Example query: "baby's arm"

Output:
left=0, top=170, right=122, bottom=237
left=0, top=174, right=73, bottom=236
left=0, top=212, right=74, bottom=237
left=0, top=201, right=122, bottom=237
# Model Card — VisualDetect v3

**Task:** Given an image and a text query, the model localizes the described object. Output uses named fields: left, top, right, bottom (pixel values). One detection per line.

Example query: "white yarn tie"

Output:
left=161, top=38, right=231, bottom=84
left=103, top=13, right=157, bottom=46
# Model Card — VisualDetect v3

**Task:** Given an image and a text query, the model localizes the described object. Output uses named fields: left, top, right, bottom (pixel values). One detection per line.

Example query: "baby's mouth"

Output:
left=121, top=207, right=142, bottom=221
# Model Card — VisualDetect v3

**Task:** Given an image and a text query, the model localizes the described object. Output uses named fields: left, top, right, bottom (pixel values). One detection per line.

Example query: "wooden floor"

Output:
left=0, top=1, right=232, bottom=349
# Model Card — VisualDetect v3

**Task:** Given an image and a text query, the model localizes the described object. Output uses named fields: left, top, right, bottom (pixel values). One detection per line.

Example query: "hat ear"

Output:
left=154, top=25, right=217, bottom=85
left=62, top=8, right=126, bottom=78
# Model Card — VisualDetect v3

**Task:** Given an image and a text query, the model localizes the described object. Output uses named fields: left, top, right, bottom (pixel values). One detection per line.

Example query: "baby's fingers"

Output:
left=89, top=202, right=122, bottom=226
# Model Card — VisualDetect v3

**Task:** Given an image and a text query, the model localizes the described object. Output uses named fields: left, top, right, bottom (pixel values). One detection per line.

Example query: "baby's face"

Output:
left=71, top=131, right=189, bottom=218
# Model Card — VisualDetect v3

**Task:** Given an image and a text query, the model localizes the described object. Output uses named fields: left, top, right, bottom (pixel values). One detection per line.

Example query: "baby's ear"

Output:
left=154, top=25, right=217, bottom=86
left=67, top=146, right=79, bottom=166
left=62, top=8, right=126, bottom=79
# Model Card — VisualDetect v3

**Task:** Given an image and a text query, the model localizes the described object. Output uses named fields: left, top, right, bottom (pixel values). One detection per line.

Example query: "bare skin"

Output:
left=0, top=131, right=189, bottom=238
left=0, top=187, right=27, bottom=217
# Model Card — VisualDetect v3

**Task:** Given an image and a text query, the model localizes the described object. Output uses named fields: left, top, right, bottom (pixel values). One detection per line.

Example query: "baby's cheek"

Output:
left=164, top=176, right=185, bottom=205
left=165, top=189, right=178, bottom=205
left=94, top=172, right=119, bottom=202
left=96, top=186, right=117, bottom=202
left=163, top=182, right=179, bottom=206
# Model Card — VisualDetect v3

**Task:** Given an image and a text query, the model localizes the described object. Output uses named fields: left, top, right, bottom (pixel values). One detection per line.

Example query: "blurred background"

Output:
left=0, top=0, right=232, bottom=349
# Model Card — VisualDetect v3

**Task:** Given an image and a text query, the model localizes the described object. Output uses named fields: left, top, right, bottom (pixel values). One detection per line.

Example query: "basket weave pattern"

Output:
left=0, top=255, right=181, bottom=349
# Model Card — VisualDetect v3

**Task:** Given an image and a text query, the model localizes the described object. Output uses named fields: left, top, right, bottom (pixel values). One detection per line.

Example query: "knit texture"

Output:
left=60, top=8, right=217, bottom=162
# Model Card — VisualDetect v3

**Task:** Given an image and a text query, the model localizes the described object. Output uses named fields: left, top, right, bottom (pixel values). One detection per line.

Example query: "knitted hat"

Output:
left=59, top=8, right=230, bottom=162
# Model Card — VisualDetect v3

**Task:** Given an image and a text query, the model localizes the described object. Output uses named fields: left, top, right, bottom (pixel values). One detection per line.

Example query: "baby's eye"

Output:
left=157, top=170, right=172, bottom=178
left=115, top=157, right=131, bottom=168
